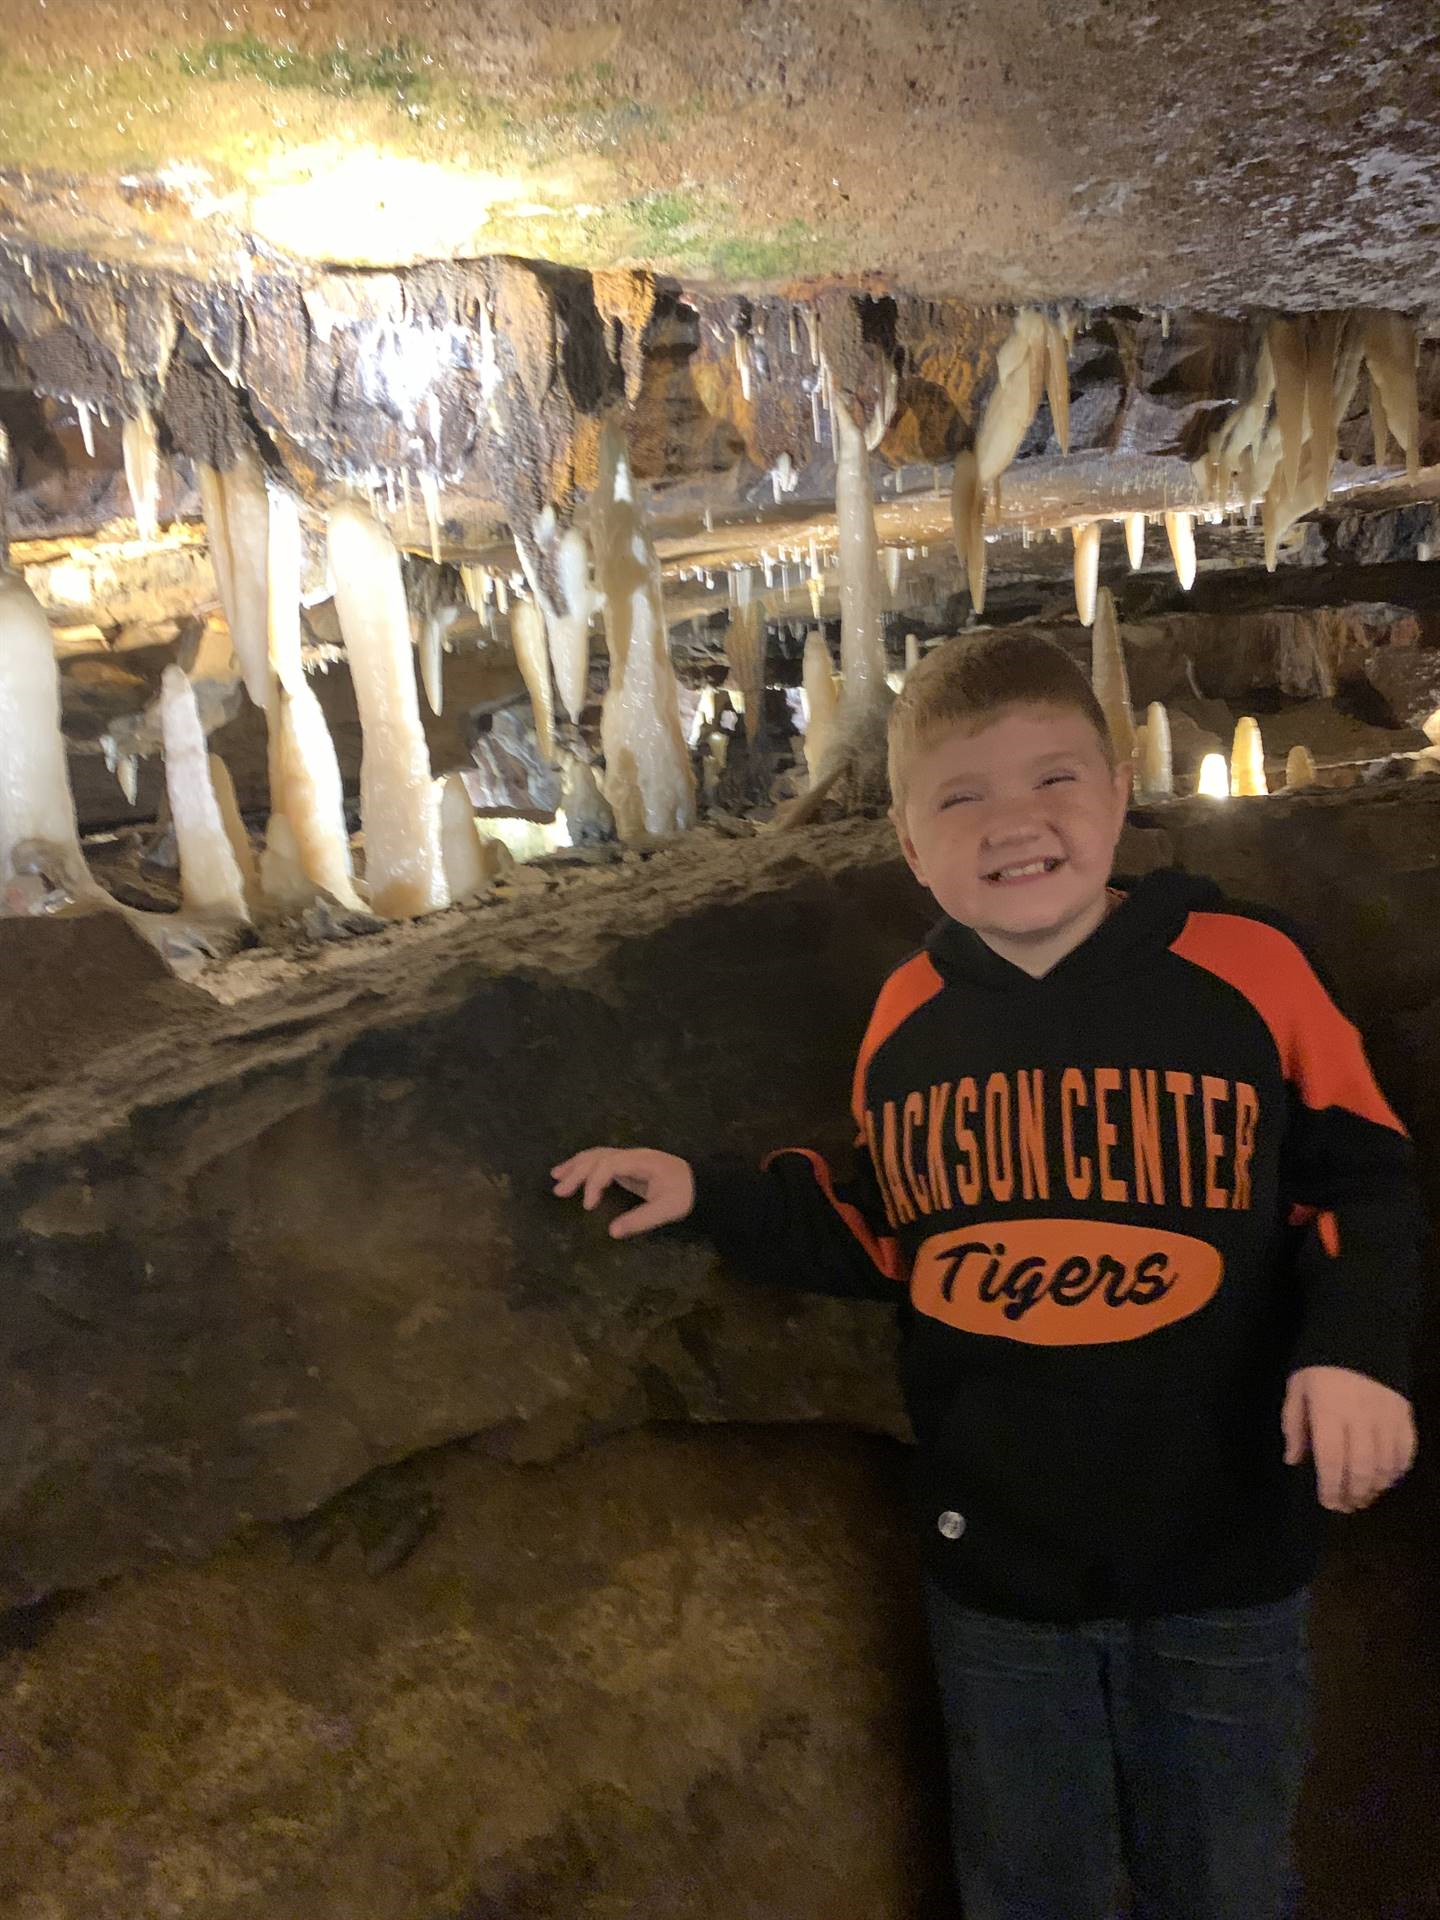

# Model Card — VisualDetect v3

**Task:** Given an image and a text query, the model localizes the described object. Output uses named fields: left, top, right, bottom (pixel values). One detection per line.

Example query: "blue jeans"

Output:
left=922, top=1580, right=1312, bottom=1920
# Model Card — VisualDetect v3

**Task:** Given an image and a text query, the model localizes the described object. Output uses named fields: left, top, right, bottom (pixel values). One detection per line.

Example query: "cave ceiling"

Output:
left=0, top=0, right=1437, bottom=312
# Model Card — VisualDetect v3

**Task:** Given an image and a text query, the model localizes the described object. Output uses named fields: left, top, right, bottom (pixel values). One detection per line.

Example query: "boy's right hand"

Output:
left=551, top=1148, right=696, bottom=1239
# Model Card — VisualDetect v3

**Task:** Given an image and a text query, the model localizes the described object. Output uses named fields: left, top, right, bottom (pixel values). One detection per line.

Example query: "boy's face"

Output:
left=893, top=703, right=1131, bottom=971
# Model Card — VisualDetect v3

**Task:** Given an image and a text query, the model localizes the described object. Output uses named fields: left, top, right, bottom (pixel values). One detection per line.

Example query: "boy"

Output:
left=553, top=632, right=1422, bottom=1920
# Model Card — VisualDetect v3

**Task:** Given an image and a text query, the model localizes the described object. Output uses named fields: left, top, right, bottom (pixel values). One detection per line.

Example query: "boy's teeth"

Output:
left=995, top=858, right=1052, bottom=879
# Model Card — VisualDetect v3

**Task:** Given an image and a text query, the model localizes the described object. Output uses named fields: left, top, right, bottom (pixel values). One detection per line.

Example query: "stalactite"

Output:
left=418, top=611, right=445, bottom=718
left=1072, top=521, right=1100, bottom=627
left=159, top=666, right=250, bottom=922
left=1044, top=313, right=1072, bottom=457
left=510, top=599, right=557, bottom=764
left=1124, top=513, right=1145, bottom=571
left=802, top=630, right=839, bottom=779
left=589, top=421, right=696, bottom=843
left=725, top=600, right=767, bottom=754
left=1090, top=587, right=1135, bottom=761
left=121, top=404, right=161, bottom=544
left=0, top=570, right=88, bottom=892
left=269, top=485, right=363, bottom=911
left=328, top=500, right=449, bottom=916
left=560, top=753, right=615, bottom=843
left=1361, top=313, right=1420, bottom=479
left=831, top=391, right=888, bottom=713
left=1164, top=511, right=1197, bottom=591
left=976, top=310, right=1048, bottom=486
left=514, top=512, right=597, bottom=726
left=1230, top=716, right=1268, bottom=796
left=198, top=453, right=270, bottom=708
left=1285, top=744, right=1317, bottom=790
left=1141, top=702, right=1173, bottom=798
left=950, top=448, right=986, bottom=617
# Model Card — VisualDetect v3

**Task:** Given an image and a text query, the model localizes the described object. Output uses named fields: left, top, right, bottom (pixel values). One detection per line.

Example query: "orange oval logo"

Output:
left=910, top=1219, right=1224, bottom=1345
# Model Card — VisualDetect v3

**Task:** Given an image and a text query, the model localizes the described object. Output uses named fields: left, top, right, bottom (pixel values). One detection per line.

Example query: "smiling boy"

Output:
left=553, top=631, right=1422, bottom=1920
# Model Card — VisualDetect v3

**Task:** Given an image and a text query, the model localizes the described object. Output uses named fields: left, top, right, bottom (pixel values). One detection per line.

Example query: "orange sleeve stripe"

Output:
left=850, top=952, right=946, bottom=1128
left=761, top=1147, right=905, bottom=1283
left=1171, top=913, right=1406, bottom=1135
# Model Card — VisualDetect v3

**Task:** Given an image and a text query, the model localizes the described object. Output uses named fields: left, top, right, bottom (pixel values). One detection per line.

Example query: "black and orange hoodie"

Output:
left=689, top=869, right=1424, bottom=1622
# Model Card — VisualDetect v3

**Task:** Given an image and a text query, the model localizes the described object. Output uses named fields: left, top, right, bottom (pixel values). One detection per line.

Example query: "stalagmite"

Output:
left=0, top=569, right=88, bottom=890
left=802, top=630, right=839, bottom=779
left=198, top=454, right=271, bottom=708
left=510, top=599, right=557, bottom=763
left=208, top=752, right=260, bottom=908
left=589, top=422, right=696, bottom=843
left=438, top=773, right=492, bottom=902
left=1141, top=702, right=1173, bottom=798
left=831, top=392, right=888, bottom=713
left=561, top=754, right=615, bottom=843
left=1196, top=753, right=1230, bottom=799
left=158, top=666, right=250, bottom=922
left=905, top=632, right=922, bottom=675
left=1230, top=716, right=1268, bottom=796
left=883, top=546, right=903, bottom=598
left=269, top=486, right=363, bottom=911
left=1089, top=588, right=1135, bottom=761
left=725, top=600, right=767, bottom=752
left=1164, top=511, right=1197, bottom=591
left=1285, top=745, right=1318, bottom=790
left=1072, top=522, right=1100, bottom=627
left=1124, top=513, right=1146, bottom=571
left=951, top=448, right=987, bottom=616
left=121, top=404, right=161, bottom=544
left=328, top=500, right=449, bottom=916
left=258, top=813, right=315, bottom=913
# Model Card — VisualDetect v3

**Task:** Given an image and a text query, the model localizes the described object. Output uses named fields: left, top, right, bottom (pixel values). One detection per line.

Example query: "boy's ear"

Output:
left=890, top=804, right=929, bottom=888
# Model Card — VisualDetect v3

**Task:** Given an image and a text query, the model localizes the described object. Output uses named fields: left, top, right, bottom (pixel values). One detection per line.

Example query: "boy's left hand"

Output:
left=1282, top=1365, right=1417, bottom=1513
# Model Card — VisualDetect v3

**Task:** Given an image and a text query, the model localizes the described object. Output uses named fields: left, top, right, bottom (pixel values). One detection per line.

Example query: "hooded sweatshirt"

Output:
left=690, top=869, right=1424, bottom=1622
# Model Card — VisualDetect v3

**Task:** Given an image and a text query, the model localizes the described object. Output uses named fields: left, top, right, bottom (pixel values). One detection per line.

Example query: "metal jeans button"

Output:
left=937, top=1509, right=966, bottom=1540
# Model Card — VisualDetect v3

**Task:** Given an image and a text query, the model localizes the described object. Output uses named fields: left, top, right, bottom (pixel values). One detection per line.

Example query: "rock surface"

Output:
left=3, top=790, right=1440, bottom=1612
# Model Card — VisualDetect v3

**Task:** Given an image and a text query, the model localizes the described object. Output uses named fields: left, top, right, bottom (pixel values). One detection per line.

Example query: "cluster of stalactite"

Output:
left=0, top=241, right=1430, bottom=936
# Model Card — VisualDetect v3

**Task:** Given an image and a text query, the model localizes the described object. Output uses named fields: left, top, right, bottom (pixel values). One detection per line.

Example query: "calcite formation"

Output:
left=1073, top=521, right=1100, bottom=627
left=1090, top=587, right=1136, bottom=762
left=158, top=666, right=249, bottom=924
left=1230, top=716, right=1269, bottom=796
left=327, top=502, right=449, bottom=916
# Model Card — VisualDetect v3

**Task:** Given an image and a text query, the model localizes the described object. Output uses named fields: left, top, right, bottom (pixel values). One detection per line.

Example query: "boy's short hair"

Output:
left=888, top=630, right=1114, bottom=806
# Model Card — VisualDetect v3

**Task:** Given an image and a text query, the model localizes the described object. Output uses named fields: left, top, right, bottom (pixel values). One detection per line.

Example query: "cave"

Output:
left=1, top=4, right=1439, bottom=1916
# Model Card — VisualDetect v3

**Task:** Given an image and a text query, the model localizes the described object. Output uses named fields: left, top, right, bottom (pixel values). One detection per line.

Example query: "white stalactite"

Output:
left=1230, top=716, right=1268, bottom=796
left=158, top=665, right=250, bottom=922
left=976, top=311, right=1049, bottom=486
left=0, top=570, right=88, bottom=890
left=1164, top=510, right=1197, bottom=591
left=328, top=500, right=449, bottom=916
left=419, top=613, right=445, bottom=717
left=122, top=405, right=162, bottom=543
left=1124, top=513, right=1146, bottom=571
left=198, top=453, right=271, bottom=707
left=831, top=395, right=888, bottom=715
left=1072, top=521, right=1100, bottom=627
left=1090, top=588, right=1135, bottom=761
left=510, top=599, right=557, bottom=763
left=515, top=515, right=597, bottom=726
left=589, top=421, right=696, bottom=843
left=268, top=485, right=363, bottom=910
left=951, top=448, right=986, bottom=617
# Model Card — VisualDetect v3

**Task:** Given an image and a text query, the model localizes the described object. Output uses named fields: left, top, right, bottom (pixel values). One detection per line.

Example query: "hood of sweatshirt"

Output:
left=925, top=867, right=1225, bottom=994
